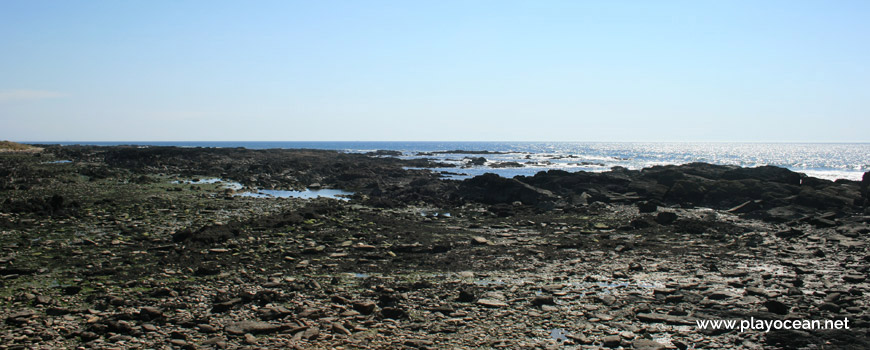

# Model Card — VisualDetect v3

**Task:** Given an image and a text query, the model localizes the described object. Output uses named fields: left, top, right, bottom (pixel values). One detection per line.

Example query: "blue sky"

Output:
left=1, top=1, right=868, bottom=142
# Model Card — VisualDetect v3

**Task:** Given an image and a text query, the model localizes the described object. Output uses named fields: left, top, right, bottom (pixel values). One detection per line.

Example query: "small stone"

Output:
left=763, top=300, right=789, bottom=315
left=720, top=269, right=749, bottom=277
left=332, top=322, right=351, bottom=336
left=431, top=304, right=455, bottom=314
left=211, top=298, right=242, bottom=313
left=541, top=304, right=559, bottom=312
left=197, top=324, right=218, bottom=333
left=673, top=340, right=690, bottom=350
left=62, top=285, right=82, bottom=295
left=636, top=313, right=693, bottom=325
left=46, top=306, right=71, bottom=316
left=602, top=335, right=622, bottom=348
left=225, top=321, right=287, bottom=335
left=665, top=294, right=684, bottom=303
left=653, top=288, right=677, bottom=296
left=380, top=307, right=407, bottom=319
left=405, top=339, right=435, bottom=347
left=202, top=336, right=225, bottom=346
left=170, top=331, right=187, bottom=340
left=34, top=295, right=52, bottom=305
left=637, top=201, right=658, bottom=213
left=655, top=212, right=678, bottom=225
left=531, top=295, right=555, bottom=306
left=353, top=243, right=376, bottom=251
left=745, top=287, right=773, bottom=298
left=300, top=326, right=320, bottom=340
left=471, top=236, right=490, bottom=245
left=706, top=290, right=736, bottom=300
left=352, top=300, right=376, bottom=315
left=139, top=306, right=164, bottom=319
left=843, top=274, right=865, bottom=283
left=169, top=339, right=189, bottom=347
left=458, top=289, right=475, bottom=302
left=633, top=338, right=667, bottom=350
left=598, top=295, right=616, bottom=306
left=79, top=331, right=99, bottom=341
left=819, top=302, right=841, bottom=312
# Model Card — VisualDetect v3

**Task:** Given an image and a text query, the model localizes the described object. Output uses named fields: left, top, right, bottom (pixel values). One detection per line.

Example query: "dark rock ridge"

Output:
left=374, top=163, right=866, bottom=221
left=416, top=150, right=510, bottom=155
left=459, top=173, right=558, bottom=206
left=42, top=145, right=451, bottom=193
left=363, top=150, right=402, bottom=157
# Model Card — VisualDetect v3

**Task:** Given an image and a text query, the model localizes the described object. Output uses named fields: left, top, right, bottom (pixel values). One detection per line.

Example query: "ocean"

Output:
left=38, top=141, right=870, bottom=181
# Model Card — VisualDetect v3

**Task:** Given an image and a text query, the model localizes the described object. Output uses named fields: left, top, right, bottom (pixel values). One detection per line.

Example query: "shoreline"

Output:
left=17, top=141, right=870, bottom=182
left=1, top=145, right=868, bottom=348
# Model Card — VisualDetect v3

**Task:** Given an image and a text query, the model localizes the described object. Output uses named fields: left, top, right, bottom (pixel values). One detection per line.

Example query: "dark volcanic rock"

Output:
left=722, top=165, right=802, bottom=185
left=457, top=289, right=475, bottom=303
left=763, top=300, right=790, bottom=315
left=380, top=307, right=407, bottom=319
left=602, top=335, right=622, bottom=348
left=531, top=296, right=555, bottom=306
left=466, top=157, right=487, bottom=166
left=173, top=223, right=241, bottom=244
left=862, top=172, right=869, bottom=206
left=352, top=300, right=377, bottom=315
left=655, top=212, right=678, bottom=225
left=636, top=313, right=693, bottom=325
left=365, top=150, right=402, bottom=157
left=459, top=173, right=557, bottom=205
left=490, top=161, right=523, bottom=168
left=1, top=194, right=80, bottom=217
left=225, top=321, right=288, bottom=335
left=637, top=201, right=658, bottom=213
left=796, top=187, right=857, bottom=210
left=429, top=150, right=507, bottom=155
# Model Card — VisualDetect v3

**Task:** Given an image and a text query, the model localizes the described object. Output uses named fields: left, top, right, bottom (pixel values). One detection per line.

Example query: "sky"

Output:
left=1, top=1, right=868, bottom=142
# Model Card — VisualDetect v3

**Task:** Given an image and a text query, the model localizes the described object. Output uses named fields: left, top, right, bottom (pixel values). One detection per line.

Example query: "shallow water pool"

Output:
left=237, top=188, right=354, bottom=201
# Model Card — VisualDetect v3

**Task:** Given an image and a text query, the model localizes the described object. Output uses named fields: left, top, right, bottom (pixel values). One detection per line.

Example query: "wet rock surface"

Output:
left=1, top=146, right=868, bottom=349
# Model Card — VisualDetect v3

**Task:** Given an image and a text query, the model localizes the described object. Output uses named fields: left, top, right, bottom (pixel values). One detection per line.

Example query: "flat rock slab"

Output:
left=843, top=274, right=866, bottom=283
left=476, top=299, right=509, bottom=308
left=225, top=321, right=288, bottom=335
left=471, top=236, right=491, bottom=245
left=636, top=313, right=694, bottom=325
left=633, top=338, right=668, bottom=350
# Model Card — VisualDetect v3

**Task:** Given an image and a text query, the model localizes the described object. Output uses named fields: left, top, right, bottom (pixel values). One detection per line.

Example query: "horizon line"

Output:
left=13, top=140, right=870, bottom=144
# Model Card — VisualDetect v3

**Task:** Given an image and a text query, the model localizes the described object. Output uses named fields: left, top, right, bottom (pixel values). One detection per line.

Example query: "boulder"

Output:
left=459, top=173, right=558, bottom=205
left=722, top=166, right=802, bottom=185
left=637, top=201, right=658, bottom=213
left=173, top=222, right=241, bottom=244
left=796, top=187, right=855, bottom=209
left=655, top=212, right=678, bottom=225
left=666, top=180, right=707, bottom=204
left=466, top=157, right=487, bottom=166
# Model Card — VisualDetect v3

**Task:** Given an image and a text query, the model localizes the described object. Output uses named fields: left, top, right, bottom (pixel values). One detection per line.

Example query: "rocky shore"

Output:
left=1, top=145, right=868, bottom=349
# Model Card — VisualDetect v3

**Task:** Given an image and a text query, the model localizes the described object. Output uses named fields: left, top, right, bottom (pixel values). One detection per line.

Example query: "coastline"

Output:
left=1, top=145, right=868, bottom=348
left=20, top=141, right=870, bottom=182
